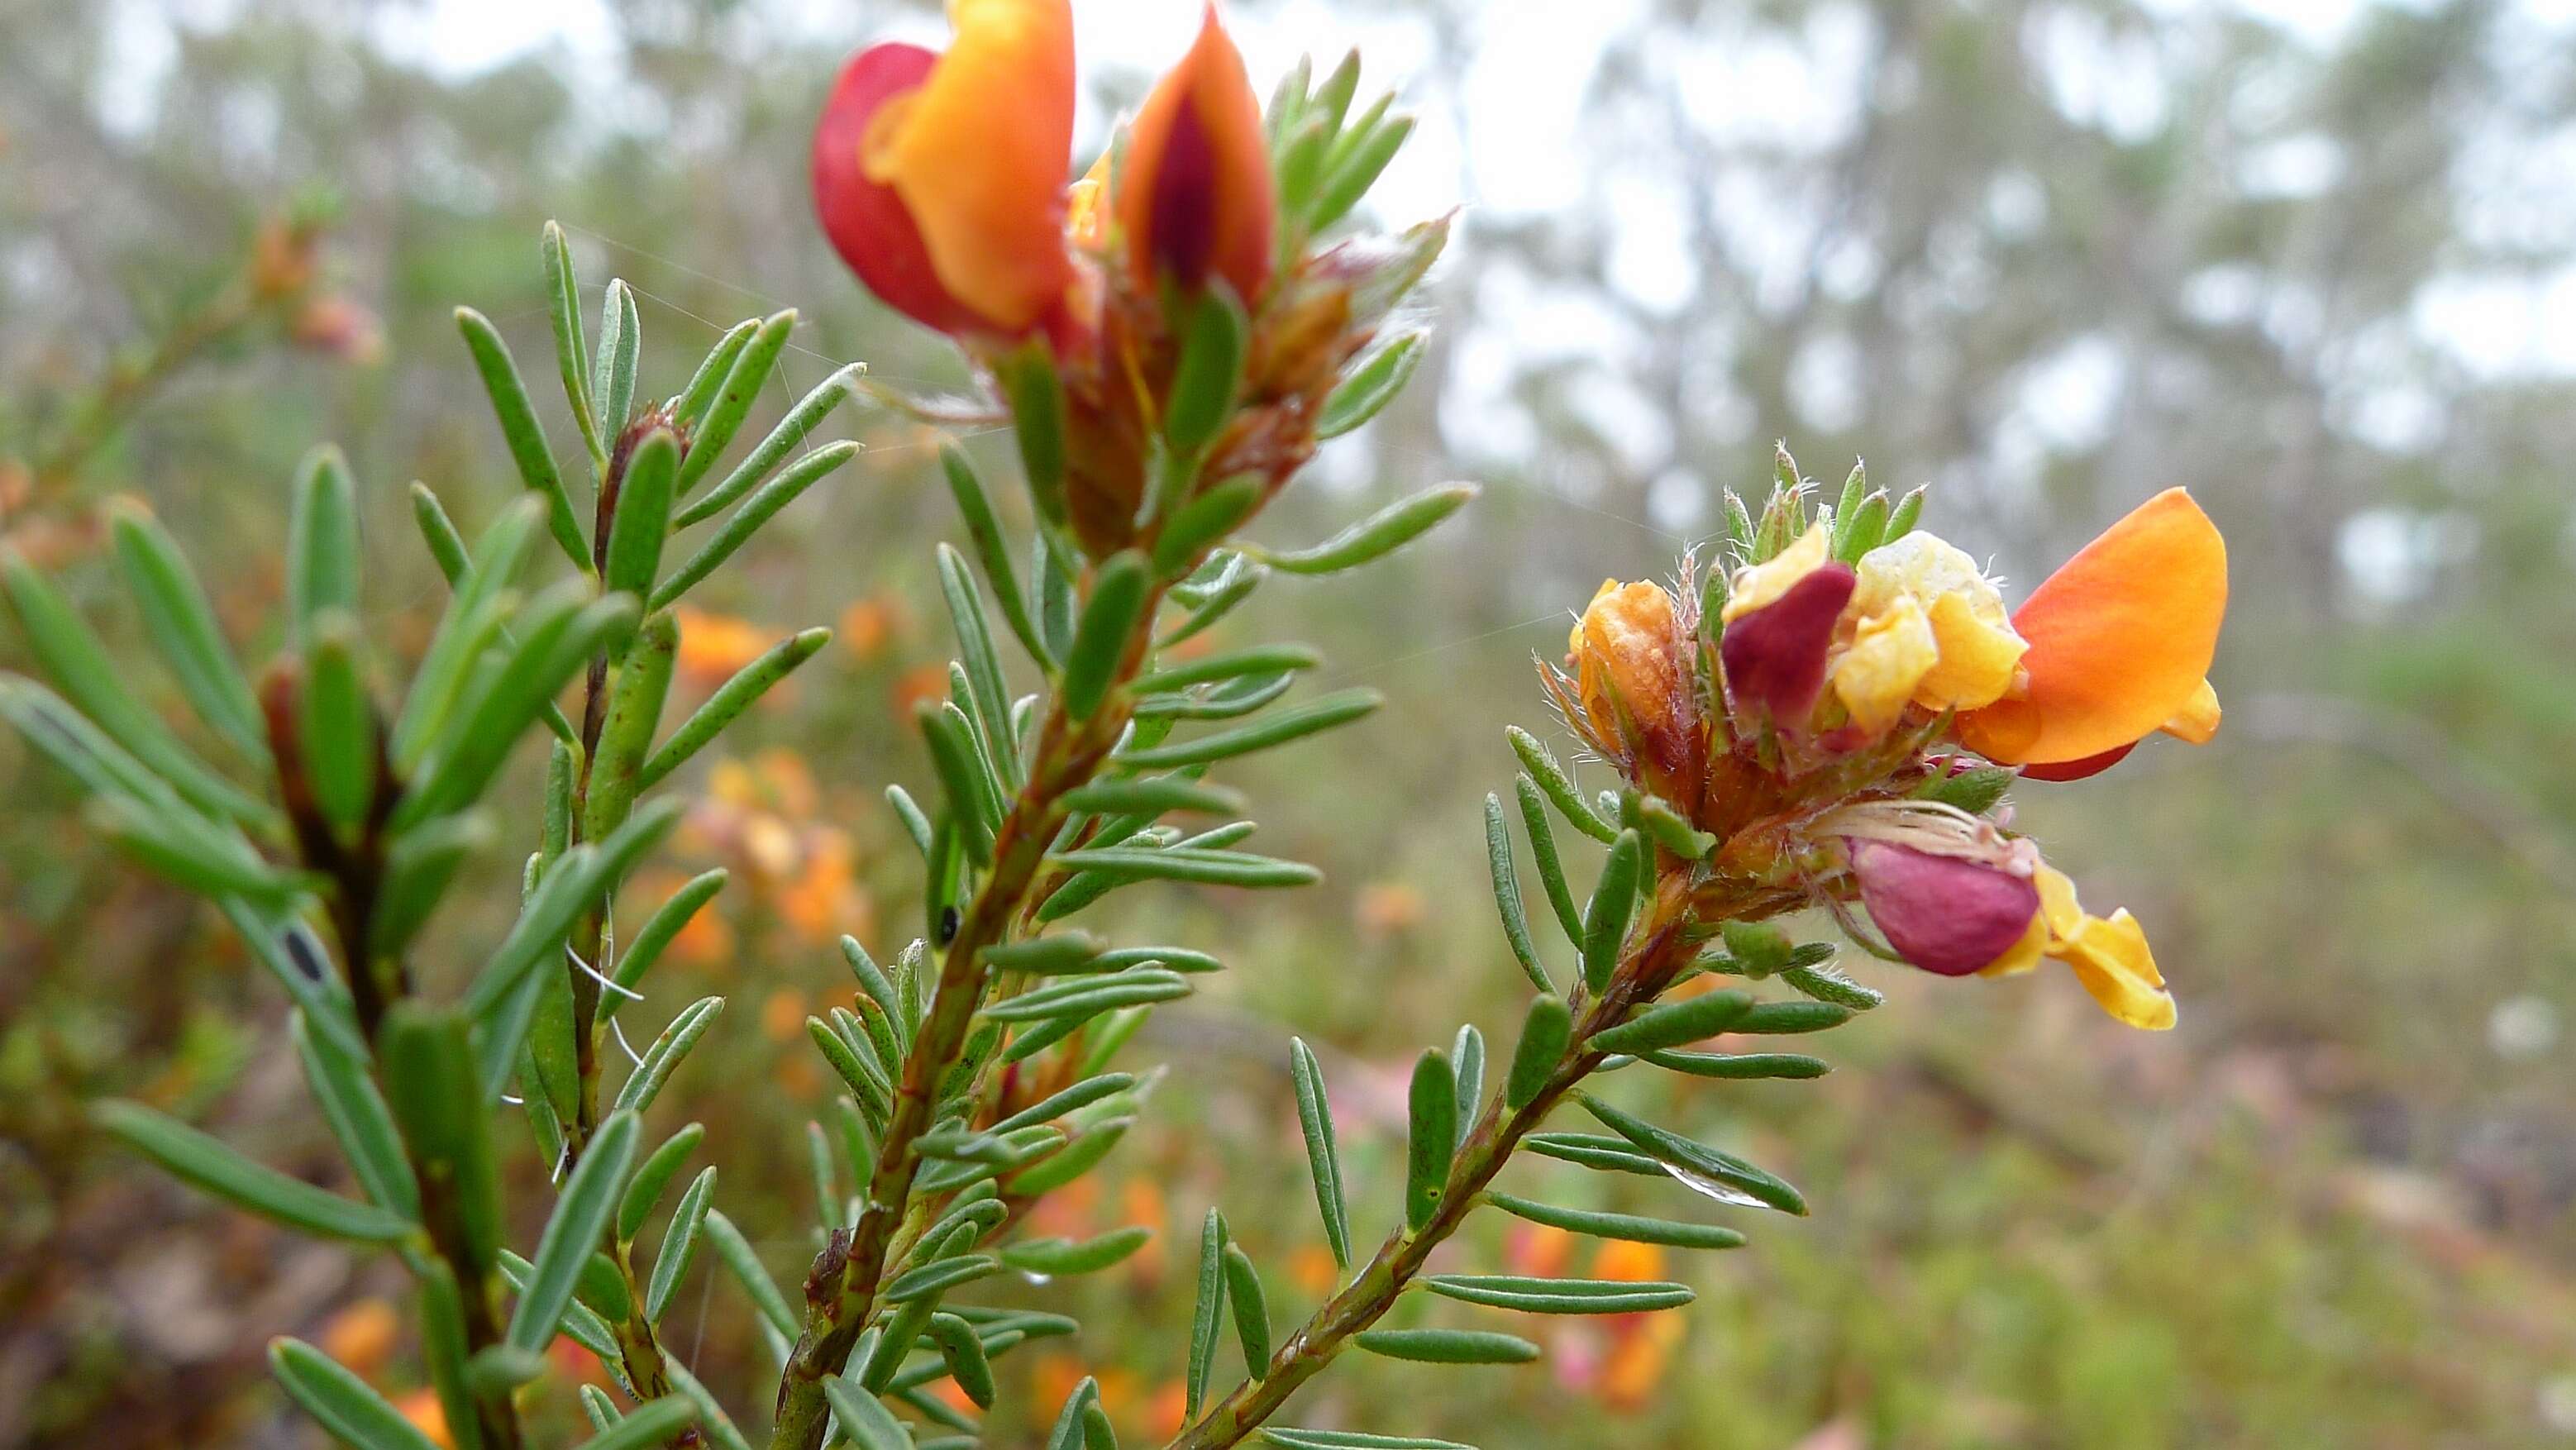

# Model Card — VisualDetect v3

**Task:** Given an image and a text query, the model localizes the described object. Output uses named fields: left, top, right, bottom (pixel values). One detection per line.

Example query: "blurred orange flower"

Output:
left=675, top=606, right=784, bottom=684
left=317, top=1298, right=398, bottom=1380
left=1354, top=881, right=1425, bottom=939
left=838, top=591, right=905, bottom=661
left=391, top=1389, right=450, bottom=1448
left=890, top=661, right=952, bottom=718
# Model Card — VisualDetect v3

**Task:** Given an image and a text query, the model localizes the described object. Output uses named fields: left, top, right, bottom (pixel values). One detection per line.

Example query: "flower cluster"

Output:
left=1550, top=464, right=2227, bottom=1028
left=812, top=0, right=1438, bottom=558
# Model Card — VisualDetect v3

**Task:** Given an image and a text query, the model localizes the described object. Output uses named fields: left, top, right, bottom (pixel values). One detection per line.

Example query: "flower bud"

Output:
left=1116, top=5, right=1276, bottom=303
left=1567, top=580, right=1704, bottom=804
left=1844, top=839, right=2039, bottom=977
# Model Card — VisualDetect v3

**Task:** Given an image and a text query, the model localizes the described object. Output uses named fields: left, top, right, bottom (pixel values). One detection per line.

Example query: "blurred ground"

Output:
left=3, top=1, right=2574, bottom=1447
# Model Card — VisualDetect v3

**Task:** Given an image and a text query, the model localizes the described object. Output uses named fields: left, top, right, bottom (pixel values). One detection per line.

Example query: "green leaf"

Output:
left=936, top=441, right=1050, bottom=666
left=603, top=870, right=727, bottom=1016
left=980, top=931, right=1103, bottom=975
left=96, top=1100, right=412, bottom=1243
left=1577, top=1093, right=1806, bottom=1215
left=1353, top=1328, right=1541, bottom=1365
left=1505, top=727, right=1616, bottom=843
left=1153, top=473, right=1266, bottom=575
left=1422, top=1274, right=1694, bottom=1314
left=680, top=366, right=866, bottom=533
left=1132, top=644, right=1322, bottom=695
left=823, top=1376, right=915, bottom=1450
left=1581, top=830, right=1644, bottom=994
left=1451, top=1025, right=1486, bottom=1150
left=938, top=542, right=1019, bottom=785
left=1641, top=1049, right=1829, bottom=1080
left=1731, top=1001, right=1853, bottom=1034
left=456, top=307, right=590, bottom=568
left=650, top=441, right=860, bottom=610
left=1251, top=484, right=1473, bottom=575
left=1045, top=1377, right=1102, bottom=1450
left=1524, top=1131, right=1662, bottom=1176
left=1159, top=553, right=1264, bottom=646
left=927, top=1313, right=999, bottom=1409
left=1778, top=961, right=1882, bottom=1011
left=1114, top=688, right=1379, bottom=767
left=1058, top=774, right=1247, bottom=818
left=603, top=428, right=679, bottom=599
left=83, top=795, right=298, bottom=904
left=1222, top=1242, right=1271, bottom=1376
left=635, top=626, right=830, bottom=792
left=270, top=1338, right=444, bottom=1450
left=1186, top=1208, right=1228, bottom=1417
left=1504, top=994, right=1571, bottom=1110
left=886, top=1252, right=1001, bottom=1303
left=1317, top=331, right=1424, bottom=440
left=704, top=1209, right=798, bottom=1339
left=1286, top=1037, right=1352, bottom=1268
left=1061, top=550, right=1149, bottom=720
left=981, top=969, right=1190, bottom=1023
left=918, top=702, right=999, bottom=868
left=508, top=1109, right=638, bottom=1351
left=618, top=1121, right=705, bottom=1242
left=106, top=501, right=264, bottom=755
left=379, top=1005, right=503, bottom=1276
left=991, top=1072, right=1137, bottom=1133
left=287, top=445, right=363, bottom=646
left=1630, top=793, right=1715, bottom=860
left=1003, top=345, right=1072, bottom=528
left=1041, top=847, right=1319, bottom=890
left=674, top=309, right=795, bottom=498
left=399, top=585, right=639, bottom=827
left=671, top=320, right=758, bottom=431
left=646, top=1165, right=718, bottom=1320
left=498, top=1251, right=628, bottom=1390
left=1587, top=989, right=1751, bottom=1056
left=1404, top=1048, right=1456, bottom=1232
left=999, top=1215, right=1157, bottom=1279
left=1834, top=489, right=1891, bottom=565
left=670, top=1361, right=754, bottom=1450
left=540, top=222, right=598, bottom=460
left=1164, top=287, right=1249, bottom=459
left=1310, top=110, right=1414, bottom=230
left=0, top=553, right=274, bottom=828
left=1481, top=1191, right=1748, bottom=1250
left=575, top=1397, right=699, bottom=1450
left=1886, top=484, right=1925, bottom=540
left=291, top=1010, right=417, bottom=1219
left=1482, top=793, right=1551, bottom=993
left=582, top=612, right=675, bottom=846
left=611, top=995, right=727, bottom=1116
left=300, top=618, right=375, bottom=832
left=1133, top=670, right=1295, bottom=721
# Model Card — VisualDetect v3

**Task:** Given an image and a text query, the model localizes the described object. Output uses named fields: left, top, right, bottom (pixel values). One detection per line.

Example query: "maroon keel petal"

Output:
left=1848, top=838, right=2039, bottom=976
left=1720, top=562, right=1855, bottom=727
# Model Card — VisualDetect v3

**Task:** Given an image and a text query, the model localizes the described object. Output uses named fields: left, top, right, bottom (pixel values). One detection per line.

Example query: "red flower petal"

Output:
left=1720, top=562, right=1854, bottom=726
left=1848, top=839, right=2039, bottom=977
left=811, top=43, right=993, bottom=336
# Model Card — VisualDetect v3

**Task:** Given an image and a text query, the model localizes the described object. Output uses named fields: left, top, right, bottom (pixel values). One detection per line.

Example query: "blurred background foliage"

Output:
left=3, top=0, right=2573, bottom=1446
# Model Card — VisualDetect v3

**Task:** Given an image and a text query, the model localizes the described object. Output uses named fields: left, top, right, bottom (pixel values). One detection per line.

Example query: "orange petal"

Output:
left=1959, top=488, right=2225, bottom=765
left=1115, top=5, right=1276, bottom=302
left=862, top=0, right=1076, bottom=331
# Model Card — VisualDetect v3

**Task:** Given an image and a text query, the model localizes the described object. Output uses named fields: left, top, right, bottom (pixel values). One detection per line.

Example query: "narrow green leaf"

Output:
left=603, top=429, right=679, bottom=599
left=84, top=794, right=298, bottom=904
left=1040, top=847, right=1318, bottom=890
left=646, top=1165, right=718, bottom=1320
left=604, top=869, right=727, bottom=1015
left=650, top=441, right=859, bottom=610
left=1310, top=111, right=1414, bottom=230
left=1503, top=994, right=1571, bottom=1110
left=1045, top=1377, right=1100, bottom=1450
left=96, top=1100, right=412, bottom=1242
left=380, top=1005, right=503, bottom=1274
left=1505, top=727, right=1615, bottom=843
left=1000, top=1225, right=1153, bottom=1277
left=1152, top=473, right=1266, bottom=574
left=287, top=445, right=363, bottom=646
left=1352, top=1328, right=1540, bottom=1365
left=670, top=1361, right=753, bottom=1450
left=918, top=702, right=998, bottom=868
left=636, top=626, right=830, bottom=792
left=1285, top=1037, right=1352, bottom=1267
left=1482, top=793, right=1551, bottom=993
left=270, top=1338, right=443, bottom=1450
left=674, top=310, right=795, bottom=498
left=823, top=1376, right=914, bottom=1450
left=1158, top=553, right=1264, bottom=646
left=1004, top=345, right=1072, bottom=527
left=610, top=995, right=726, bottom=1116
left=1578, top=1093, right=1807, bottom=1215
left=1451, top=1025, right=1486, bottom=1150
left=575, top=1397, right=699, bottom=1450
left=540, top=222, right=598, bottom=462
left=107, top=501, right=264, bottom=754
left=594, top=279, right=641, bottom=437
left=509, top=1109, right=638, bottom=1351
left=1421, top=1274, right=1694, bottom=1314
left=1114, top=688, right=1379, bottom=768
left=1586, top=990, right=1752, bottom=1056
left=935, top=441, right=1049, bottom=666
left=1186, top=1208, right=1228, bottom=1418
left=980, top=932, right=1103, bottom=975
left=937, top=543, right=1018, bottom=785
left=1405, top=1049, right=1455, bottom=1232
left=990, top=1072, right=1137, bottom=1134
left=1481, top=1192, right=1748, bottom=1250
left=704, top=1209, right=798, bottom=1338
left=981, top=969, right=1190, bottom=1023
left=1524, top=1131, right=1662, bottom=1176
left=1778, top=961, right=1882, bottom=1010
left=1317, top=331, right=1424, bottom=440
left=1260, top=1430, right=1472, bottom=1450
left=1061, top=550, right=1149, bottom=720
left=618, top=1121, right=705, bottom=1243
left=1886, top=484, right=1925, bottom=540
left=1222, top=1243, right=1271, bottom=1376
left=1581, top=830, right=1644, bottom=994
left=300, top=618, right=375, bottom=832
left=1164, top=288, right=1249, bottom=459
left=1058, top=775, right=1247, bottom=818
left=462, top=801, right=683, bottom=1073
left=671, top=320, right=758, bottom=430
left=1641, top=1049, right=1829, bottom=1080
left=456, top=307, right=590, bottom=567
left=1251, top=484, right=1472, bottom=575
left=928, top=1313, right=999, bottom=1409
left=291, top=1010, right=417, bottom=1219
left=1729, top=1000, right=1855, bottom=1034
left=1131, top=644, right=1321, bottom=694
left=886, top=1252, right=1001, bottom=1303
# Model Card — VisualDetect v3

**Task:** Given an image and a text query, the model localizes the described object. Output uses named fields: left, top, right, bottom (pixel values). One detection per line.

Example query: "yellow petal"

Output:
left=1829, top=594, right=1936, bottom=734
left=1978, top=903, right=2049, bottom=978
left=2159, top=677, right=2221, bottom=745
left=2057, top=908, right=2176, bottom=1031
left=1720, top=522, right=1829, bottom=622
left=1915, top=590, right=2026, bottom=712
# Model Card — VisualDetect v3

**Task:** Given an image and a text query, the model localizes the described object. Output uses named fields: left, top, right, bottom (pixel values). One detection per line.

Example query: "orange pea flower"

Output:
left=813, top=0, right=1078, bottom=336
left=1958, top=488, right=2226, bottom=774
left=1116, top=6, right=1276, bottom=303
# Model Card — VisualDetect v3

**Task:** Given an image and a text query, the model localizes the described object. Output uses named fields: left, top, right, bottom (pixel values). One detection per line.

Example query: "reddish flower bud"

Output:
left=1846, top=839, right=2040, bottom=977
left=1117, top=6, right=1276, bottom=303
left=1720, top=561, right=1853, bottom=727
